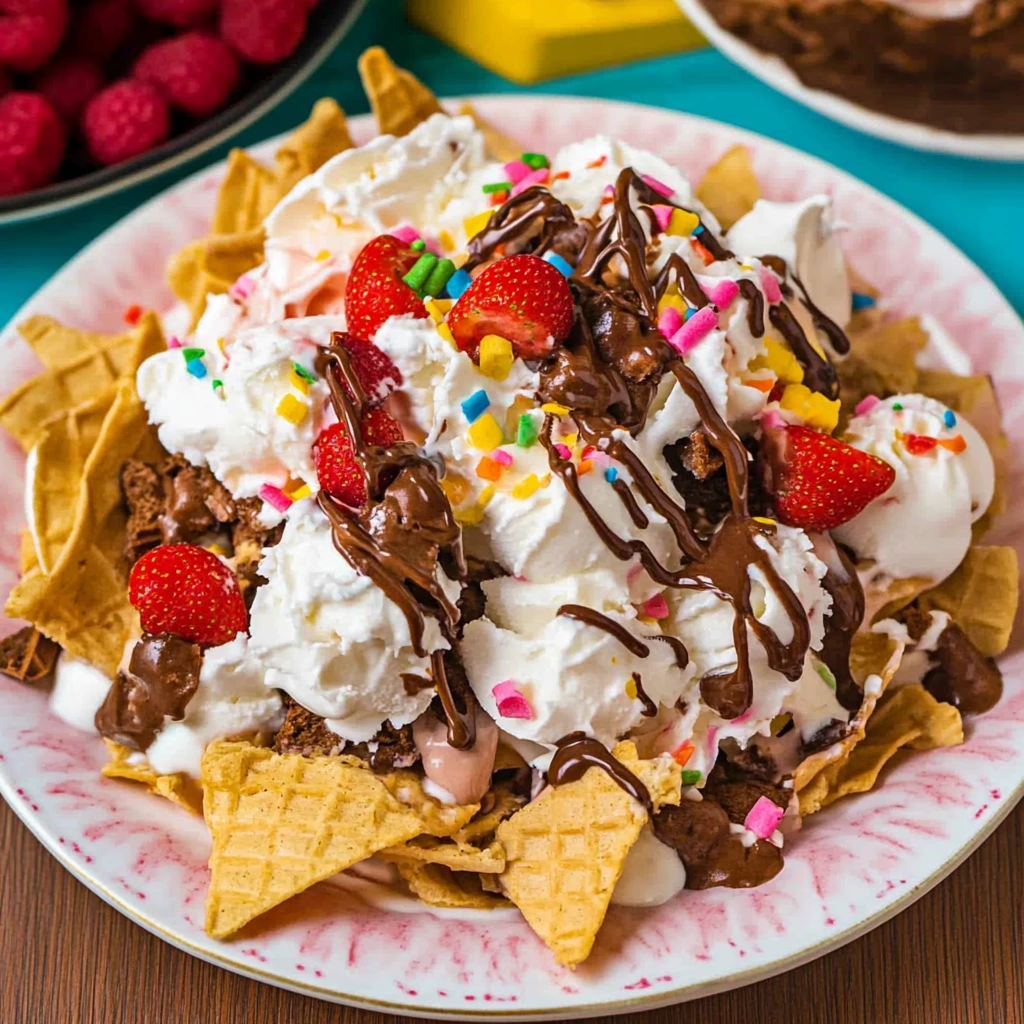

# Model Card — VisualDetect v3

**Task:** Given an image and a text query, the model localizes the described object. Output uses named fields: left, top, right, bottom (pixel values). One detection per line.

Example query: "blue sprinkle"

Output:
left=186, top=359, right=207, bottom=380
left=543, top=252, right=575, bottom=278
left=461, top=389, right=490, bottom=423
left=604, top=467, right=618, bottom=483
left=851, top=291, right=877, bottom=311
left=445, top=268, right=473, bottom=300
left=684, top=306, right=697, bottom=321
left=692, top=224, right=705, bottom=236
left=943, top=409, right=957, bottom=428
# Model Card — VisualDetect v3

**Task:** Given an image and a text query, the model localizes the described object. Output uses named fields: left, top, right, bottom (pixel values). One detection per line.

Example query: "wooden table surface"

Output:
left=2, top=796, right=1020, bottom=1024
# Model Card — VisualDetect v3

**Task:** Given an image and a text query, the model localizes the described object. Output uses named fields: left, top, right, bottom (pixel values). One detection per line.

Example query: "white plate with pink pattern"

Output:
left=1, top=97, right=1022, bottom=1020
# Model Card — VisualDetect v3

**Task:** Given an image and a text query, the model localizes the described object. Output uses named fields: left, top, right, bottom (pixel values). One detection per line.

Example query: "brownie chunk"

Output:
left=121, top=459, right=166, bottom=564
left=652, top=800, right=731, bottom=869
left=273, top=697, right=345, bottom=757
left=703, top=764, right=790, bottom=825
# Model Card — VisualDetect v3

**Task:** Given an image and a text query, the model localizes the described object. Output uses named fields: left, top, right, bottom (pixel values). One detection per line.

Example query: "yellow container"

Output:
left=406, top=0, right=705, bottom=85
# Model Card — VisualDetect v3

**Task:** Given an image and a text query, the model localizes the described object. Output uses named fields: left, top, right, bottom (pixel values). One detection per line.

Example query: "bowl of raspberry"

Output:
left=0, top=0, right=366, bottom=224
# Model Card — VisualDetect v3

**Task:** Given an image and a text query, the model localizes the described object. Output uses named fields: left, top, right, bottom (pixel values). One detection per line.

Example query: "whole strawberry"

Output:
left=760, top=425, right=896, bottom=532
left=0, top=0, right=68, bottom=73
left=135, top=0, right=219, bottom=27
left=447, top=253, right=574, bottom=359
left=313, top=410, right=404, bottom=508
left=0, top=92, right=65, bottom=196
left=344, top=235, right=429, bottom=341
left=37, top=58, right=105, bottom=125
left=329, top=332, right=403, bottom=407
left=134, top=32, right=240, bottom=118
left=82, top=79, right=169, bottom=165
left=220, top=0, right=307, bottom=64
left=128, top=543, right=248, bottom=647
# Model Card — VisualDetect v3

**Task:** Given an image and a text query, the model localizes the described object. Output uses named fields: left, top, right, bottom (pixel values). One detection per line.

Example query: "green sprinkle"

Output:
left=516, top=413, right=538, bottom=448
left=521, top=152, right=549, bottom=170
left=423, top=258, right=456, bottom=298
left=182, top=347, right=205, bottom=362
left=211, top=378, right=224, bottom=391
left=482, top=181, right=512, bottom=194
left=816, top=662, right=837, bottom=691
left=410, top=239, right=426, bottom=251
left=291, top=361, right=317, bottom=383
left=892, top=402, right=903, bottom=411
left=402, top=253, right=438, bottom=295
left=680, top=770, right=702, bottom=786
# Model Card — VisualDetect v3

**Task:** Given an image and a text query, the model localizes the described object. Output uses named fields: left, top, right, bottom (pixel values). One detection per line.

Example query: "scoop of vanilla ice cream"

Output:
left=137, top=315, right=339, bottom=500
left=611, top=824, right=687, bottom=907
left=833, top=394, right=994, bottom=583
left=246, top=504, right=452, bottom=742
left=145, top=634, right=284, bottom=776
left=727, top=196, right=851, bottom=330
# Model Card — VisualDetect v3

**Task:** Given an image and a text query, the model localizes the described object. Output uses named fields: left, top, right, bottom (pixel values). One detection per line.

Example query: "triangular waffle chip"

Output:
left=795, top=631, right=906, bottom=815
left=917, top=546, right=1019, bottom=657
left=452, top=780, right=525, bottom=844
left=381, top=770, right=479, bottom=836
left=380, top=835, right=506, bottom=873
left=101, top=740, right=203, bottom=815
left=274, top=97, right=354, bottom=188
left=859, top=564, right=932, bottom=625
left=0, top=313, right=165, bottom=452
left=695, top=145, right=760, bottom=230
left=457, top=101, right=522, bottom=162
left=611, top=741, right=683, bottom=809
left=358, top=47, right=444, bottom=138
left=396, top=861, right=507, bottom=910
left=0, top=626, right=59, bottom=683
left=496, top=767, right=648, bottom=967
left=202, top=741, right=427, bottom=939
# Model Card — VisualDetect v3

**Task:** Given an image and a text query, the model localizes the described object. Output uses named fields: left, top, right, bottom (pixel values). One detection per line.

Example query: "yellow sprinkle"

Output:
left=666, top=208, right=700, bottom=237
left=206, top=543, right=227, bottom=557
left=624, top=676, right=638, bottom=700
left=541, top=402, right=571, bottom=416
left=657, top=293, right=688, bottom=318
left=753, top=516, right=777, bottom=527
left=467, top=413, right=504, bottom=452
left=636, top=616, right=657, bottom=626
left=479, top=334, right=514, bottom=381
left=750, top=338, right=804, bottom=386
left=560, top=431, right=578, bottom=447
left=289, top=368, right=311, bottom=395
left=511, top=474, right=541, bottom=500
left=770, top=713, right=792, bottom=737
left=463, top=210, right=492, bottom=239
left=441, top=472, right=471, bottom=506
left=455, top=504, right=485, bottom=526
left=287, top=483, right=312, bottom=502
left=316, top=249, right=330, bottom=261
left=478, top=484, right=495, bottom=508
left=424, top=298, right=447, bottom=323
left=217, top=337, right=226, bottom=354
left=739, top=263, right=753, bottom=271
left=276, top=393, right=308, bottom=425
left=539, top=473, right=552, bottom=488
left=438, top=229, right=455, bottom=251
left=436, top=322, right=456, bottom=348
left=780, top=383, right=840, bottom=433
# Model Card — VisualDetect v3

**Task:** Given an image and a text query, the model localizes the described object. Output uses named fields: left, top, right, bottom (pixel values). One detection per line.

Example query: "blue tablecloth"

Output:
left=2, top=0, right=1021, bottom=328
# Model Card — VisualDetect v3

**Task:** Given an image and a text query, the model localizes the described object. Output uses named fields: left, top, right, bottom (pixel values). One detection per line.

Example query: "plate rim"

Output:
left=676, top=0, right=1024, bottom=162
left=2, top=95, right=1023, bottom=1019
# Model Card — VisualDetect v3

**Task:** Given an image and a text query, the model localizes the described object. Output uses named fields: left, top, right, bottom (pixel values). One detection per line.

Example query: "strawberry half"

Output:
left=330, top=331, right=403, bottom=407
left=760, top=425, right=896, bottom=532
left=128, top=544, right=248, bottom=647
left=344, top=235, right=428, bottom=340
left=447, top=253, right=574, bottom=359
left=313, top=409, right=404, bottom=508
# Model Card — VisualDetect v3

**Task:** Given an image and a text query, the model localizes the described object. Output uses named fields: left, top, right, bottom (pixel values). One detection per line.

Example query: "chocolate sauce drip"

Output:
left=791, top=274, right=851, bottom=357
left=612, top=477, right=649, bottom=528
left=737, top=279, right=765, bottom=338
left=654, top=252, right=710, bottom=310
left=768, top=303, right=839, bottom=399
left=548, top=732, right=652, bottom=812
left=631, top=672, right=658, bottom=717
left=401, top=672, right=435, bottom=696
left=819, top=545, right=866, bottom=711
left=651, top=633, right=690, bottom=670
left=557, top=604, right=650, bottom=658
left=317, top=339, right=474, bottom=749
left=921, top=621, right=1003, bottom=716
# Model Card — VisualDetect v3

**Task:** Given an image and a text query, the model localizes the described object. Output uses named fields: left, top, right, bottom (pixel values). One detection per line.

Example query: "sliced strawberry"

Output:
left=330, top=331, right=402, bottom=407
left=447, top=253, right=574, bottom=359
left=344, top=235, right=428, bottom=340
left=128, top=543, right=248, bottom=647
left=313, top=409, right=404, bottom=507
left=760, top=425, right=896, bottom=532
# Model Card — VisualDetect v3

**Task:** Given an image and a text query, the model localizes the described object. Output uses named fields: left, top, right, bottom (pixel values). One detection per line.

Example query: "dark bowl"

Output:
left=0, top=0, right=367, bottom=226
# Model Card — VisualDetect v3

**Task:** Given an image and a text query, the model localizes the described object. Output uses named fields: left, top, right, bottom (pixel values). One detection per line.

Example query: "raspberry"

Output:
left=133, top=31, right=239, bottom=118
left=0, top=68, right=10, bottom=98
left=220, top=0, right=307, bottom=64
left=82, top=79, right=169, bottom=166
left=0, top=0, right=69, bottom=73
left=135, top=0, right=219, bottom=27
left=71, top=0, right=136, bottom=64
left=37, top=58, right=105, bottom=125
left=0, top=92, right=65, bottom=196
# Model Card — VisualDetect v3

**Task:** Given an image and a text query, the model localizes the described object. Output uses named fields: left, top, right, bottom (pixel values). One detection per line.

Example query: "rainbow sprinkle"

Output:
left=259, top=483, right=292, bottom=513
left=492, top=680, right=534, bottom=719
left=276, top=393, right=307, bottom=425
left=186, top=359, right=206, bottom=380
left=541, top=402, right=571, bottom=416
left=445, top=267, right=473, bottom=300
left=680, top=769, right=702, bottom=786
left=516, top=414, right=538, bottom=448
left=521, top=152, right=549, bottom=170
left=468, top=413, right=503, bottom=452
left=511, top=474, right=541, bottom=500
left=943, top=409, right=957, bottom=428
left=476, top=456, right=502, bottom=482
left=543, top=252, right=574, bottom=278
left=461, top=389, right=490, bottom=423
left=493, top=449, right=514, bottom=468
left=604, top=467, right=618, bottom=483
left=479, top=335, right=514, bottom=381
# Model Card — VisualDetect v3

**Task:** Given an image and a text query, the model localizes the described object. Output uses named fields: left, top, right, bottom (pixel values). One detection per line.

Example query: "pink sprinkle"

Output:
left=587, top=450, right=612, bottom=470
left=855, top=395, right=882, bottom=416
left=651, top=204, right=673, bottom=232
left=167, top=335, right=182, bottom=349
left=642, top=594, right=669, bottom=620
left=760, top=409, right=786, bottom=430
left=503, top=160, right=532, bottom=185
left=258, top=483, right=292, bottom=513
left=492, top=681, right=534, bottom=720
left=668, top=306, right=717, bottom=355
left=493, top=450, right=514, bottom=467
left=391, top=224, right=420, bottom=245
left=640, top=173, right=673, bottom=198
left=424, top=235, right=443, bottom=257
left=658, top=306, right=683, bottom=340
left=744, top=795, right=785, bottom=839
left=553, top=443, right=572, bottom=461
left=603, top=183, right=615, bottom=198
left=758, top=266, right=782, bottom=305
left=229, top=274, right=254, bottom=301
left=703, top=279, right=740, bottom=309
left=510, top=167, right=550, bottom=198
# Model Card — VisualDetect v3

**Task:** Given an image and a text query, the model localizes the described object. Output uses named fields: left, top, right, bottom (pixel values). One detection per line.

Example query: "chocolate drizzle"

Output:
left=631, top=672, right=658, bottom=717
left=819, top=544, right=866, bottom=711
left=768, top=303, right=839, bottom=399
left=548, top=731, right=652, bottom=812
left=557, top=604, right=650, bottom=658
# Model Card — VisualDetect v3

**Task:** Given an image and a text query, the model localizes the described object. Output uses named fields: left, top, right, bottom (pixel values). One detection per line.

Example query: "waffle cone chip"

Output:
left=359, top=47, right=444, bottom=138
left=202, top=741, right=428, bottom=939
left=695, top=145, right=761, bottom=231
left=102, top=740, right=203, bottom=815
left=859, top=565, right=933, bottom=626
left=381, top=834, right=506, bottom=874
left=611, top=741, right=683, bottom=809
left=452, top=780, right=525, bottom=844
left=456, top=102, right=522, bottom=162
left=0, top=627, right=59, bottom=684
left=381, top=770, right=479, bottom=837
left=396, top=861, right=507, bottom=910
left=795, top=630, right=907, bottom=815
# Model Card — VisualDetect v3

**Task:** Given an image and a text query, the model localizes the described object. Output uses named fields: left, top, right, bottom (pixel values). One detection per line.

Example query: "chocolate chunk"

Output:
left=652, top=800, right=731, bottom=869
left=0, top=627, right=59, bottom=684
left=457, top=556, right=506, bottom=632
left=719, top=742, right=777, bottom=783
left=923, top=620, right=1003, bottom=717
left=801, top=719, right=850, bottom=757
left=703, top=765, right=790, bottom=825
left=349, top=719, right=420, bottom=773
left=685, top=834, right=784, bottom=890
left=159, top=454, right=236, bottom=543
left=120, top=459, right=166, bottom=564
left=273, top=697, right=345, bottom=757
left=581, top=290, right=670, bottom=383
left=95, top=633, right=201, bottom=751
